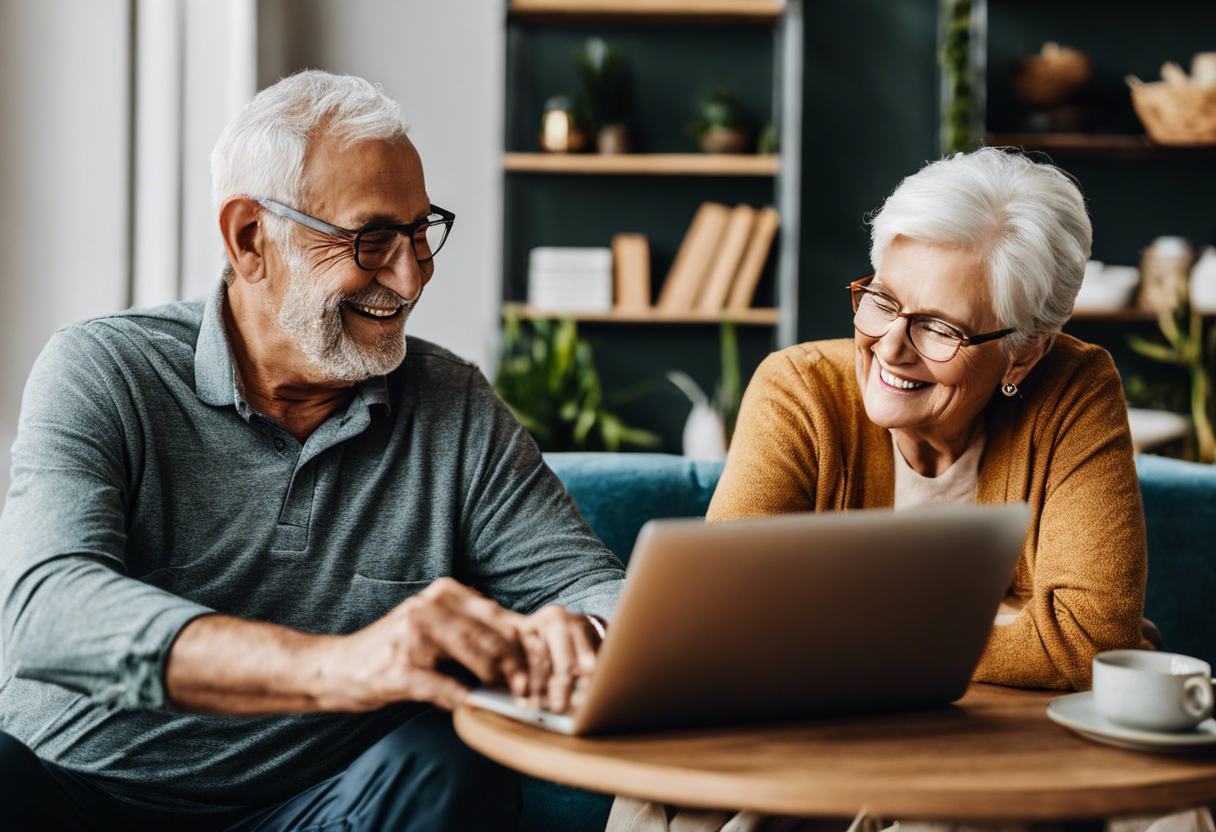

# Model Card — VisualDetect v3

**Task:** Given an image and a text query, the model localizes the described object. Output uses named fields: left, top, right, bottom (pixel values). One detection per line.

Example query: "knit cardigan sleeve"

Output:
left=972, top=346, right=1146, bottom=690
left=708, top=351, right=821, bottom=521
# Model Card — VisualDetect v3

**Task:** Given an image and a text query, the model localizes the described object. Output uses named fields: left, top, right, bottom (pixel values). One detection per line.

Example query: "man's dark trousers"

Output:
left=0, top=707, right=521, bottom=831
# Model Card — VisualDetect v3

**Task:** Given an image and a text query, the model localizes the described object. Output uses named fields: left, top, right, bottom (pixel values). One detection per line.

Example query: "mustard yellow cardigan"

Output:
left=707, top=335, right=1147, bottom=691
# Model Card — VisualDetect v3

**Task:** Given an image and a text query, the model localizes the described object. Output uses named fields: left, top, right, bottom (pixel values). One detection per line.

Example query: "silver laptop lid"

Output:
left=571, top=503, right=1030, bottom=734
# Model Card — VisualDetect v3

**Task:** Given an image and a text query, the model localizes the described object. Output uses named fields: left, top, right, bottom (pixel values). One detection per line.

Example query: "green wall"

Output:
left=509, top=0, right=1216, bottom=451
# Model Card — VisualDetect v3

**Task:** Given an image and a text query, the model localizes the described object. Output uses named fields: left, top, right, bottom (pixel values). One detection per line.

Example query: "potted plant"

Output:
left=1127, top=285, right=1216, bottom=463
left=687, top=83, right=751, bottom=154
left=494, top=312, right=660, bottom=452
left=574, top=38, right=633, bottom=154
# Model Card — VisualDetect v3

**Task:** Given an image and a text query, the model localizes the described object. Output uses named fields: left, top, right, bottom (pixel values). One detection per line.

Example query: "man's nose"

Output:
left=377, top=242, right=427, bottom=302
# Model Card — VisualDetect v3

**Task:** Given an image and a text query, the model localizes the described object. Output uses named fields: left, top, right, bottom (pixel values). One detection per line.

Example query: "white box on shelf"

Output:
left=528, top=247, right=614, bottom=313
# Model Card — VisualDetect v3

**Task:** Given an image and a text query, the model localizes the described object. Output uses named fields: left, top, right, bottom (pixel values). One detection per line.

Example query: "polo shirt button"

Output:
left=274, top=438, right=285, bottom=452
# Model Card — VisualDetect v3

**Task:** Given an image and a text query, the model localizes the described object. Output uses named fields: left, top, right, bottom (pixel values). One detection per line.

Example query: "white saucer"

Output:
left=1047, top=691, right=1216, bottom=752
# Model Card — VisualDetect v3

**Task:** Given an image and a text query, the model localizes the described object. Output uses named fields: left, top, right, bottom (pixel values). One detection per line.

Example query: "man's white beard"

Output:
left=276, top=246, right=418, bottom=383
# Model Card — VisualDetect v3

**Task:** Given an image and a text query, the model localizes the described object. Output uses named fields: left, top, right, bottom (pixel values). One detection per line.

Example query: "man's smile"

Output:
left=342, top=301, right=404, bottom=320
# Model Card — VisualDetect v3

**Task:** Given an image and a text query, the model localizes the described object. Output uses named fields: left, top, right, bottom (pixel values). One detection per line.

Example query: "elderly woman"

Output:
left=709, top=147, right=1147, bottom=692
left=607, top=148, right=1173, bottom=832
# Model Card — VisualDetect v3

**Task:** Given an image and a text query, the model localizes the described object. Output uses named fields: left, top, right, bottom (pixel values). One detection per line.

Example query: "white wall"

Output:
left=0, top=1, right=132, bottom=482
left=259, top=0, right=504, bottom=372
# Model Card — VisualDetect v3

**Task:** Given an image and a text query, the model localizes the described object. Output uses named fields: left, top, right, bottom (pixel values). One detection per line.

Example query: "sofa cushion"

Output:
left=545, top=452, right=725, bottom=564
left=1136, top=454, right=1216, bottom=661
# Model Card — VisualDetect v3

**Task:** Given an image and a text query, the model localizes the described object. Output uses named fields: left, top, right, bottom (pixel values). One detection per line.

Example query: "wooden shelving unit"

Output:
left=509, top=0, right=785, bottom=24
left=504, top=302, right=780, bottom=325
left=1070, top=308, right=1216, bottom=323
left=1070, top=308, right=1161, bottom=323
left=504, top=152, right=779, bottom=176
left=986, top=133, right=1216, bottom=160
left=503, top=0, right=803, bottom=350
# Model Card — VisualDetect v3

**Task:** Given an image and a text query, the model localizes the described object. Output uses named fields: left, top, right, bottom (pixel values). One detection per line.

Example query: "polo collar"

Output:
left=193, top=279, right=394, bottom=416
left=194, top=280, right=237, bottom=407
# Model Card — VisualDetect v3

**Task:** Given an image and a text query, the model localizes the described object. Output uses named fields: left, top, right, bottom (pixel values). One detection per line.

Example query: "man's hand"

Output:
left=315, top=578, right=532, bottom=712
left=517, top=605, right=603, bottom=714
left=166, top=578, right=606, bottom=716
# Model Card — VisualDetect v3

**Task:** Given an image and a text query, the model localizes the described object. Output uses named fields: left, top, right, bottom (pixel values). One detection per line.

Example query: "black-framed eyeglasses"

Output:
left=255, top=197, right=455, bottom=270
left=848, top=275, right=1015, bottom=363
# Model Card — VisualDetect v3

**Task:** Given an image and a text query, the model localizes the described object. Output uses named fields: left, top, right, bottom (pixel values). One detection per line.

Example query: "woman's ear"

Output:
left=1003, top=334, right=1051, bottom=388
left=219, top=196, right=267, bottom=284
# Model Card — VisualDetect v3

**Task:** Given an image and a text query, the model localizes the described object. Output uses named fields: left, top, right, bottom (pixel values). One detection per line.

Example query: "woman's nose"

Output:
left=874, top=317, right=919, bottom=365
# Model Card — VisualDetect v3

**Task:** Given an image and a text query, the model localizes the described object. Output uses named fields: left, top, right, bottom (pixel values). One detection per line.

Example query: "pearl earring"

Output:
left=1001, top=382, right=1018, bottom=397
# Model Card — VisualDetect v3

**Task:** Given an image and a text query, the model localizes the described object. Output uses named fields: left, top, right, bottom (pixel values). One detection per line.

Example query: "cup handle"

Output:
left=1184, top=676, right=1214, bottom=721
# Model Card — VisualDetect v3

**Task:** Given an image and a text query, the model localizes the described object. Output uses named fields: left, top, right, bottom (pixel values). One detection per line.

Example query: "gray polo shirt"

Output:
left=0, top=281, right=625, bottom=812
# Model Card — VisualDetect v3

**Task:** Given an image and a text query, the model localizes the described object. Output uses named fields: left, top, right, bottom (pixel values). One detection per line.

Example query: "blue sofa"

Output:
left=520, top=452, right=1216, bottom=832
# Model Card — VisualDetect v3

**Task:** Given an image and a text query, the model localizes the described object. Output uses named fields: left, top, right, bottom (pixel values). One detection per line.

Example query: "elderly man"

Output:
left=0, top=71, right=623, bottom=830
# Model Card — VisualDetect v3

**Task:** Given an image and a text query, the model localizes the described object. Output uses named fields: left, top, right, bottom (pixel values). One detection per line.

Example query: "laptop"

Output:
left=468, top=503, right=1030, bottom=735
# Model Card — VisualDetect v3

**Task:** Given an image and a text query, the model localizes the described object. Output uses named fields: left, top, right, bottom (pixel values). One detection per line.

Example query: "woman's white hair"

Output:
left=210, top=70, right=411, bottom=282
left=867, top=147, right=1091, bottom=356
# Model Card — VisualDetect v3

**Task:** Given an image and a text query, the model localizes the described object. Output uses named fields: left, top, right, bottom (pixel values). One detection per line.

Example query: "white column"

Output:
left=133, top=0, right=185, bottom=308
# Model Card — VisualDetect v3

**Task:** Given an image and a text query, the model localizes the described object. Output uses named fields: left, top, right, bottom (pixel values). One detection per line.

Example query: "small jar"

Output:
left=1138, top=236, right=1195, bottom=312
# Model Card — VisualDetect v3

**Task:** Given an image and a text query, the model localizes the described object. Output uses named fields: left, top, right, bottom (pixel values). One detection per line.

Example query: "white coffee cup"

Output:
left=1092, top=650, right=1214, bottom=732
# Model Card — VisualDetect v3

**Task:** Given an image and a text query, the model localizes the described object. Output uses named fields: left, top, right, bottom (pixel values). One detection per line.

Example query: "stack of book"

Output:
left=656, top=202, right=780, bottom=313
left=527, top=247, right=615, bottom=312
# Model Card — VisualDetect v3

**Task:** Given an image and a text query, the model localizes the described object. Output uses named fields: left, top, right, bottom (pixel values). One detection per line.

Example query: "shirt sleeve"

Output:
left=455, top=368, right=625, bottom=620
left=973, top=349, right=1147, bottom=690
left=0, top=327, right=214, bottom=711
left=707, top=352, right=820, bottom=522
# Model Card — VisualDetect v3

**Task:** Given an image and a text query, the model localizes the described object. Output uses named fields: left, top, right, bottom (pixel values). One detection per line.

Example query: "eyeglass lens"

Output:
left=356, top=220, right=451, bottom=270
left=852, top=289, right=963, bottom=362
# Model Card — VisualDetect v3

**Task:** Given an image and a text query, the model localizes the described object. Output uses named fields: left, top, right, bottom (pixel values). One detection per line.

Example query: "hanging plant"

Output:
left=939, top=0, right=985, bottom=155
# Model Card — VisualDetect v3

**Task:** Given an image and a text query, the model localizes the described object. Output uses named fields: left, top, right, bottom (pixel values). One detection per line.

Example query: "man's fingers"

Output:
left=571, top=618, right=599, bottom=675
left=543, top=623, right=579, bottom=714
left=410, top=602, right=526, bottom=687
left=424, top=578, right=525, bottom=636
left=521, top=628, right=551, bottom=704
left=420, top=579, right=529, bottom=692
left=410, top=668, right=471, bottom=712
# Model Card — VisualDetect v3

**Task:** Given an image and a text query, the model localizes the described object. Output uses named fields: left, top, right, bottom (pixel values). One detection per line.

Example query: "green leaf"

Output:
left=1127, top=334, right=1184, bottom=364
left=666, top=371, right=708, bottom=407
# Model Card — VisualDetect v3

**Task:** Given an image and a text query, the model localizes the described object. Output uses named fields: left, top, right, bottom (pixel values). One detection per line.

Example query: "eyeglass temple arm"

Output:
left=254, top=197, right=354, bottom=239
left=964, top=329, right=1016, bottom=346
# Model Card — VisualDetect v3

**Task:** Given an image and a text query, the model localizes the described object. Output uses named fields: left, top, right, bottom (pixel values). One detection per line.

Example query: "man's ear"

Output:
left=219, top=196, right=267, bottom=284
left=1003, top=333, right=1051, bottom=389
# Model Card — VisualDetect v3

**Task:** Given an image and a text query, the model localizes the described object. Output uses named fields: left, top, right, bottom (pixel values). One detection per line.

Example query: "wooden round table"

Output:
left=454, top=683, right=1216, bottom=822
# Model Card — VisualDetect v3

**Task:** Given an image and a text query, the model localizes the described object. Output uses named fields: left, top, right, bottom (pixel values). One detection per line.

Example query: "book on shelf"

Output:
left=656, top=202, right=731, bottom=312
left=727, top=205, right=779, bottom=310
left=695, top=203, right=757, bottom=311
left=611, top=234, right=651, bottom=310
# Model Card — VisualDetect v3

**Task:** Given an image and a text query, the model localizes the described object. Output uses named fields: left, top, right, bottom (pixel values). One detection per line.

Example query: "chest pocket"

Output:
left=337, top=574, right=434, bottom=634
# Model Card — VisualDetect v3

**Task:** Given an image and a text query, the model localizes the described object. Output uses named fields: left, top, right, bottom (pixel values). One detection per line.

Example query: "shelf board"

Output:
left=508, top=0, right=785, bottom=24
left=503, top=302, right=780, bottom=325
left=504, top=152, right=779, bottom=176
left=987, top=133, right=1216, bottom=160
left=1070, top=308, right=1216, bottom=323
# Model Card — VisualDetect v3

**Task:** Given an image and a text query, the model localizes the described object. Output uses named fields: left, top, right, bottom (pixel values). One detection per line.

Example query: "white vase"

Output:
left=682, top=403, right=727, bottom=460
left=1190, top=246, right=1216, bottom=313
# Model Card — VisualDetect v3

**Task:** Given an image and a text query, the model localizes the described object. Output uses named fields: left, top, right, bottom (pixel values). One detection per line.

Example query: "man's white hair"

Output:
left=867, top=147, right=1092, bottom=356
left=210, top=69, right=411, bottom=281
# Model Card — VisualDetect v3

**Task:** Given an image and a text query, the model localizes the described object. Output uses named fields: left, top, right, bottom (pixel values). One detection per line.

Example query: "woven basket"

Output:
left=1129, top=80, right=1216, bottom=145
